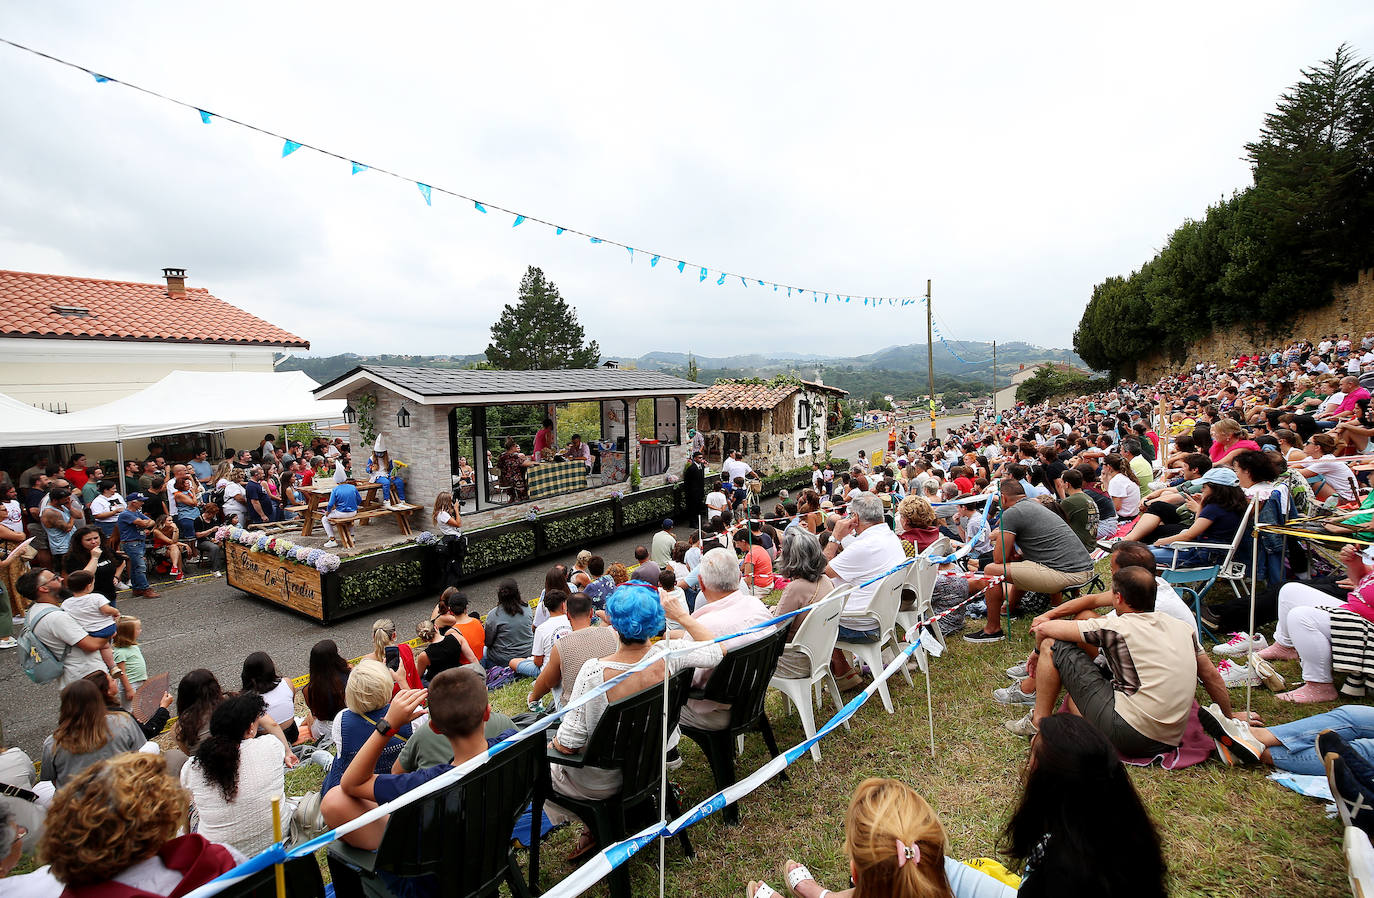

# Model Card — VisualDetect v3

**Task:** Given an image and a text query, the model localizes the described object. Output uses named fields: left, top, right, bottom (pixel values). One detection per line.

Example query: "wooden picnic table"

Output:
left=298, top=481, right=386, bottom=538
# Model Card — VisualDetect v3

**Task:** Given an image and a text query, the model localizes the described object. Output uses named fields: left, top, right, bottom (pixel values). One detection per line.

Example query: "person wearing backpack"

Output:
left=15, top=569, right=109, bottom=688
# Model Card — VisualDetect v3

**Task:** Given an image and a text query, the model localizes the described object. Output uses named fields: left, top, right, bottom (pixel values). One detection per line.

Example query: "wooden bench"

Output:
left=328, top=503, right=421, bottom=548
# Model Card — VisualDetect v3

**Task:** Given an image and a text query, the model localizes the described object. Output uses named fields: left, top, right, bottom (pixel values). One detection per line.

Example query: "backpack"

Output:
left=19, top=604, right=68, bottom=684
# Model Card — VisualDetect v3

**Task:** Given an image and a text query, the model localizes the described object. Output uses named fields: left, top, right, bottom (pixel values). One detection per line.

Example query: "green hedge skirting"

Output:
left=339, top=559, right=424, bottom=612
left=544, top=508, right=614, bottom=550
left=620, top=493, right=677, bottom=528
left=464, top=528, right=538, bottom=576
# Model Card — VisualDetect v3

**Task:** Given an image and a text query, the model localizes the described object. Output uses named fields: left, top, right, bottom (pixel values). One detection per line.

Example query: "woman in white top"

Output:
left=219, top=468, right=250, bottom=526
left=432, top=490, right=462, bottom=536
left=1274, top=428, right=1307, bottom=466
left=240, top=651, right=300, bottom=744
left=1104, top=454, right=1142, bottom=520
left=1290, top=432, right=1358, bottom=502
left=549, top=582, right=723, bottom=859
left=181, top=692, right=289, bottom=856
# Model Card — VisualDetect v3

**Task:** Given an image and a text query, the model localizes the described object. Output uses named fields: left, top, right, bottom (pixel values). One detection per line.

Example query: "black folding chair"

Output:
left=213, top=855, right=326, bottom=898
left=533, top=668, right=694, bottom=898
left=327, top=731, right=542, bottom=898
left=679, top=624, right=791, bottom=825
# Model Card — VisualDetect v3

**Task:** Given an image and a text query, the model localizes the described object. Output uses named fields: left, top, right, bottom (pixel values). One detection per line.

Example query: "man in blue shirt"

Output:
left=320, top=667, right=491, bottom=897
left=322, top=468, right=361, bottom=549
left=189, top=449, right=213, bottom=487
left=116, top=493, right=159, bottom=598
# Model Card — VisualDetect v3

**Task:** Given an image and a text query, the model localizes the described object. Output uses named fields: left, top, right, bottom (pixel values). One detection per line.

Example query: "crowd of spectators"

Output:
left=8, top=332, right=1374, bottom=893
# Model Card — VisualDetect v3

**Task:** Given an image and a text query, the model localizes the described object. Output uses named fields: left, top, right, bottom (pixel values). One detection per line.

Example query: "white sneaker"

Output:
left=0, top=637, right=16, bottom=650
left=323, top=540, right=339, bottom=549
left=993, top=684, right=1037, bottom=706
left=1198, top=702, right=1264, bottom=764
left=11, top=616, right=23, bottom=628
left=117, top=581, right=131, bottom=591
left=1005, top=662, right=1029, bottom=680
left=1213, top=632, right=1268, bottom=658
left=1216, top=658, right=1262, bottom=688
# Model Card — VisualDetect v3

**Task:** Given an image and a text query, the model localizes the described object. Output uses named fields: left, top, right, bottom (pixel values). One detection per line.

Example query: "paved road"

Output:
left=0, top=419, right=977, bottom=757
left=0, top=524, right=676, bottom=758
left=829, top=413, right=975, bottom=463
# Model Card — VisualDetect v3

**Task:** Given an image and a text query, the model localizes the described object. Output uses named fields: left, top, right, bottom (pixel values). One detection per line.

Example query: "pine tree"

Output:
left=484, top=267, right=601, bottom=370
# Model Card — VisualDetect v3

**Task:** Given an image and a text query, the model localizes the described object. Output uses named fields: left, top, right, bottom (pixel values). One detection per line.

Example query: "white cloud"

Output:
left=0, top=1, right=1370, bottom=357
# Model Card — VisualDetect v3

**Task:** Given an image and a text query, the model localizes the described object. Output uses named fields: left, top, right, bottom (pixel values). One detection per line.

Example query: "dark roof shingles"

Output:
left=346, top=365, right=703, bottom=397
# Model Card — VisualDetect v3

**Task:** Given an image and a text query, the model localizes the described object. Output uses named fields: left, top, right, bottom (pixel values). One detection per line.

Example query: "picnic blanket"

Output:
left=1120, top=701, right=1212, bottom=770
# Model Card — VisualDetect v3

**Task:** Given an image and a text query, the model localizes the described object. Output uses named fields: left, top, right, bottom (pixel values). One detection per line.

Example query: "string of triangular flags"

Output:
left=927, top=301, right=988, bottom=365
left=1, top=35, right=923, bottom=310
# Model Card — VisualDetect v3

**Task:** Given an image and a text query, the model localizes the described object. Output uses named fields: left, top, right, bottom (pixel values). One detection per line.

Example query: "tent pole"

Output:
left=115, top=436, right=125, bottom=494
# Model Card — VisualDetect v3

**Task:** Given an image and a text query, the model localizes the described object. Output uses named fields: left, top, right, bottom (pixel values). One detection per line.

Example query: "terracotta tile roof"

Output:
left=0, top=269, right=309, bottom=348
left=686, top=379, right=847, bottom=409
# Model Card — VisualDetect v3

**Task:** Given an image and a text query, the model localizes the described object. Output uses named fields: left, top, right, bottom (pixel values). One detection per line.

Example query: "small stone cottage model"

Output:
left=686, top=378, right=848, bottom=474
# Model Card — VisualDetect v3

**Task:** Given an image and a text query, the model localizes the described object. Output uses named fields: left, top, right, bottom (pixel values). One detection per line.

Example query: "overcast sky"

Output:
left=2, top=4, right=1371, bottom=360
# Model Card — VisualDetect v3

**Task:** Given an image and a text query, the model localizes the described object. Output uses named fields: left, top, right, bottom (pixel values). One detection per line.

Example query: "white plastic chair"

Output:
left=895, top=539, right=950, bottom=647
left=834, top=568, right=911, bottom=713
left=1347, top=826, right=1374, bottom=898
left=767, top=588, right=850, bottom=763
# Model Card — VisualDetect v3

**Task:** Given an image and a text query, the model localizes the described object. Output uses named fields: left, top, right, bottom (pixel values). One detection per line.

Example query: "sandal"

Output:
left=565, top=828, right=597, bottom=863
left=748, top=884, right=780, bottom=898
left=782, top=861, right=831, bottom=898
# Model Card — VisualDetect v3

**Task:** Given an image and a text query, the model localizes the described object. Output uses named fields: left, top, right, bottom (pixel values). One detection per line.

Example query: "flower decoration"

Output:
left=414, top=531, right=437, bottom=546
left=306, top=549, right=323, bottom=566
left=316, top=553, right=341, bottom=573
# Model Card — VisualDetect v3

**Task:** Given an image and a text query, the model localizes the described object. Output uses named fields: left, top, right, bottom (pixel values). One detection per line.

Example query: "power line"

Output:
left=0, top=35, right=924, bottom=308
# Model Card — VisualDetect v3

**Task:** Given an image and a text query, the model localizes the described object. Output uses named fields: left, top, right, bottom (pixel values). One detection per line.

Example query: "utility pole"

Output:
left=991, top=340, right=998, bottom=425
left=926, top=279, right=936, bottom=440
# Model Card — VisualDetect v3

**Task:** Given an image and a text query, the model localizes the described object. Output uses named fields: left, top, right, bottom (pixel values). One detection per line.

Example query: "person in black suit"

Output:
left=683, top=450, right=707, bottom=526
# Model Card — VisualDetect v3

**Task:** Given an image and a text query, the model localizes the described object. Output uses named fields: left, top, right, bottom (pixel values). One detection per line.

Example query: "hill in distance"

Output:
left=277, top=341, right=1085, bottom=401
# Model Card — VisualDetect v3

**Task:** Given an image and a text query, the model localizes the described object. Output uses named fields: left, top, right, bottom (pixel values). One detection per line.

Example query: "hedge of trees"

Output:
left=1073, top=46, right=1374, bottom=376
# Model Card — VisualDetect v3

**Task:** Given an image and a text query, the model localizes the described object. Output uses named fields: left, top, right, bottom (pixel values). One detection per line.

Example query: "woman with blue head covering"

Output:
left=548, top=580, right=724, bottom=862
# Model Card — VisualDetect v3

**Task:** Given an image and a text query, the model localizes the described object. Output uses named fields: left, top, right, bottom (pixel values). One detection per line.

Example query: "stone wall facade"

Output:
left=1136, top=269, right=1374, bottom=381
left=343, top=386, right=687, bottom=529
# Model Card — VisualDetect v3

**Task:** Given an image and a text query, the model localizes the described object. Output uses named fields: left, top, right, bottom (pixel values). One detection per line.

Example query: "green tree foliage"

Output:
left=1074, top=46, right=1374, bottom=375
left=686, top=353, right=699, bottom=383
left=1015, top=364, right=1111, bottom=405
left=485, top=266, right=601, bottom=370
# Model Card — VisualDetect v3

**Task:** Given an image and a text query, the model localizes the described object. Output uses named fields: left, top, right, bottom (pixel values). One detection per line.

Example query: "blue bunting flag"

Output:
left=282, top=140, right=301, bottom=157
left=198, top=109, right=212, bottom=124
left=417, top=183, right=432, bottom=205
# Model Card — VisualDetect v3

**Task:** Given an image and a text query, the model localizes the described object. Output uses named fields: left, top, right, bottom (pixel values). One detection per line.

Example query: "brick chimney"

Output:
left=163, top=267, right=187, bottom=299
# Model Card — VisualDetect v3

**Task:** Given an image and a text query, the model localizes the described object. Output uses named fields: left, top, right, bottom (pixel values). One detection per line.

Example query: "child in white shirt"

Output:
left=61, top=569, right=122, bottom=684
left=509, top=590, right=571, bottom=678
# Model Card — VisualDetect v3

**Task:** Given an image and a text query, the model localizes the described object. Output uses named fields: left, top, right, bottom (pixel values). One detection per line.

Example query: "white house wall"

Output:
left=0, top=338, right=279, bottom=412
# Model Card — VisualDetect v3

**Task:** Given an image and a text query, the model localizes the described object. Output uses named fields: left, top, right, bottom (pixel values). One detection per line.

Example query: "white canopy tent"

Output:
left=0, top=371, right=345, bottom=477
left=0, top=391, right=82, bottom=445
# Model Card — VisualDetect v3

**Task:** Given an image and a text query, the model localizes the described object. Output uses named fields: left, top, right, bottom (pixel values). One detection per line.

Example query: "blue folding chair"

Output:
left=1160, top=566, right=1221, bottom=643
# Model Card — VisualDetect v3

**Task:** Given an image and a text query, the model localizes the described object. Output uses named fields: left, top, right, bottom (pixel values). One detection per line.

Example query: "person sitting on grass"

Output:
left=527, top=591, right=618, bottom=710
left=509, top=589, right=571, bottom=678
left=1000, top=714, right=1168, bottom=897
left=1250, top=543, right=1374, bottom=704
left=747, top=777, right=1016, bottom=898
left=994, top=542, right=1196, bottom=709
left=1005, top=566, right=1235, bottom=754
left=180, top=693, right=292, bottom=857
left=320, top=667, right=490, bottom=898
left=321, top=660, right=416, bottom=795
